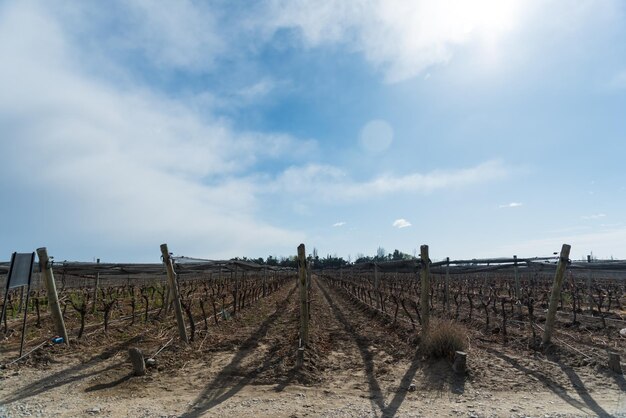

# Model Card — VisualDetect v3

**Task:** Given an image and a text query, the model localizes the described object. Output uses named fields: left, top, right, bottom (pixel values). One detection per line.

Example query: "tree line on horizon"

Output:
left=232, top=247, right=415, bottom=269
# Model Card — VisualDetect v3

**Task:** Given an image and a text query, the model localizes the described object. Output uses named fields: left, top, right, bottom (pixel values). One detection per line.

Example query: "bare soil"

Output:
left=1, top=277, right=625, bottom=417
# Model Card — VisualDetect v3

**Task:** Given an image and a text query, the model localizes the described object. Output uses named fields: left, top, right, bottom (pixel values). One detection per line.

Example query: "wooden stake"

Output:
left=514, top=255, right=521, bottom=318
left=453, top=351, right=467, bottom=374
left=92, top=258, right=100, bottom=314
left=587, top=255, right=593, bottom=312
left=374, top=263, right=380, bottom=309
left=542, top=244, right=571, bottom=345
left=420, top=245, right=430, bottom=331
left=128, top=347, right=146, bottom=376
left=609, top=352, right=622, bottom=374
left=444, top=257, right=450, bottom=314
left=297, top=244, right=309, bottom=346
left=160, top=244, right=188, bottom=344
left=36, top=247, right=69, bottom=345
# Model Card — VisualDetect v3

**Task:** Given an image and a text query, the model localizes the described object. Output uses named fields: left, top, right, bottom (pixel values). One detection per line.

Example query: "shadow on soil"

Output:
left=0, top=335, right=143, bottom=404
left=487, top=347, right=613, bottom=417
left=317, top=278, right=423, bottom=418
left=181, top=284, right=298, bottom=418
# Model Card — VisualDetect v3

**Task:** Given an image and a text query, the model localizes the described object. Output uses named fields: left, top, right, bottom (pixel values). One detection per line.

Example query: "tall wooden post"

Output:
left=513, top=255, right=521, bottom=318
left=297, top=244, right=309, bottom=345
left=542, top=244, right=571, bottom=345
left=587, top=255, right=593, bottom=312
left=160, top=244, right=188, bottom=344
left=262, top=266, right=267, bottom=297
left=36, top=247, right=69, bottom=345
left=374, top=263, right=380, bottom=309
left=444, top=257, right=450, bottom=314
left=420, top=245, right=430, bottom=331
left=233, top=264, right=239, bottom=315
left=92, top=258, right=100, bottom=314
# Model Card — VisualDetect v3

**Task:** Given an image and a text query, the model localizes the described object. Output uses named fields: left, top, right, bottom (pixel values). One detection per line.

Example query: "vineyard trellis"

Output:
left=0, top=246, right=297, bottom=365
left=1, top=244, right=625, bottom=371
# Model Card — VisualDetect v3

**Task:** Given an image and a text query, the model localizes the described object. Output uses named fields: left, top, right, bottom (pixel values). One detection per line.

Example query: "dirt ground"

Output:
left=1, top=277, right=625, bottom=417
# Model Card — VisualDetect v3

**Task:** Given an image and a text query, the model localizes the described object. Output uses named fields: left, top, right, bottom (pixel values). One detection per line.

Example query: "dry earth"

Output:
left=1, top=277, right=625, bottom=417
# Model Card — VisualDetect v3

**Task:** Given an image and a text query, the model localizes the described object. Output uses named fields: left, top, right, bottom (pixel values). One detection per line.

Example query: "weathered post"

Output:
left=128, top=347, right=146, bottom=376
left=160, top=244, right=188, bottom=344
left=513, top=255, right=521, bottom=318
left=36, top=247, right=69, bottom=345
left=374, top=263, right=380, bottom=309
left=453, top=351, right=467, bottom=374
left=262, top=266, right=267, bottom=297
left=587, top=255, right=593, bottom=312
left=233, top=264, right=239, bottom=315
left=444, top=257, right=450, bottom=315
left=542, top=244, right=571, bottom=345
left=420, top=245, right=431, bottom=331
left=92, top=258, right=100, bottom=314
left=297, top=244, right=309, bottom=346
left=609, top=352, right=622, bottom=374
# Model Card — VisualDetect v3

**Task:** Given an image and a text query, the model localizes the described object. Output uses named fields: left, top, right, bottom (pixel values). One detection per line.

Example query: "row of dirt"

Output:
left=1, top=276, right=625, bottom=417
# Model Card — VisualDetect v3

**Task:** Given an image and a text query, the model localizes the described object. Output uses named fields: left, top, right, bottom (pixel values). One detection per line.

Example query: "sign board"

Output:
left=7, top=252, right=35, bottom=289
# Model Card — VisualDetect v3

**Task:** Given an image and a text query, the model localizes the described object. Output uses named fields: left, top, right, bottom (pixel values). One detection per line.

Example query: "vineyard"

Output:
left=1, top=244, right=625, bottom=417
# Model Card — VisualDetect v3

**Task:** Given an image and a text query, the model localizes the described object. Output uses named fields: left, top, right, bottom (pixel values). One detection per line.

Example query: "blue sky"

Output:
left=1, top=0, right=625, bottom=262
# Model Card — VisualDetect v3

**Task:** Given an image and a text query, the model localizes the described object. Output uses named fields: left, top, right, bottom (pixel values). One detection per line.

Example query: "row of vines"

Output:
left=1, top=267, right=295, bottom=344
left=320, top=267, right=626, bottom=350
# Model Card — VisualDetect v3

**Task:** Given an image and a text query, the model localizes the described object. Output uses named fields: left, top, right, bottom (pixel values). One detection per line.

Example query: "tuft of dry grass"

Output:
left=421, top=319, right=468, bottom=360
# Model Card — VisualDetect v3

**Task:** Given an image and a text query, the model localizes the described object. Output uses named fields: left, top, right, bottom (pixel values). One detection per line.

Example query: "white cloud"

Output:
left=581, top=213, right=607, bottom=220
left=0, top=2, right=305, bottom=259
left=333, top=222, right=346, bottom=227
left=499, top=202, right=523, bottom=208
left=264, top=0, right=523, bottom=82
left=268, top=160, right=508, bottom=201
left=392, top=219, right=412, bottom=228
left=494, top=226, right=626, bottom=260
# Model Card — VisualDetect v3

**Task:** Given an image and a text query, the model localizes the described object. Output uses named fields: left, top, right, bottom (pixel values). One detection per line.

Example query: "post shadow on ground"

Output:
left=317, top=278, right=423, bottom=418
left=486, top=347, right=612, bottom=417
left=548, top=351, right=617, bottom=418
left=84, top=373, right=132, bottom=392
left=0, top=335, right=144, bottom=404
left=181, top=284, right=298, bottom=418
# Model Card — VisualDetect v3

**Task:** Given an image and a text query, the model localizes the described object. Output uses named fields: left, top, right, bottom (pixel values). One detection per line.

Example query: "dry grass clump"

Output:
left=421, top=319, right=468, bottom=360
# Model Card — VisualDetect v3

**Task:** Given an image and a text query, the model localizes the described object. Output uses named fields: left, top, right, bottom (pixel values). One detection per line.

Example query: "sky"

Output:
left=1, top=0, right=625, bottom=263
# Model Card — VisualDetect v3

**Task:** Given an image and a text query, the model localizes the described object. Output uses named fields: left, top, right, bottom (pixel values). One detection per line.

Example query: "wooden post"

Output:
left=36, top=247, right=69, bottom=345
left=297, top=244, right=309, bottom=346
left=262, top=266, right=267, bottom=297
left=453, top=351, right=467, bottom=374
left=128, top=347, right=146, bottom=376
left=609, top=352, right=622, bottom=374
left=374, top=263, right=380, bottom=309
left=233, top=264, right=239, bottom=315
left=542, top=244, right=571, bottom=345
left=587, top=255, right=593, bottom=312
left=420, top=245, right=430, bottom=331
left=92, top=258, right=100, bottom=314
left=444, top=257, right=450, bottom=314
left=160, top=244, right=188, bottom=344
left=514, top=255, right=521, bottom=318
